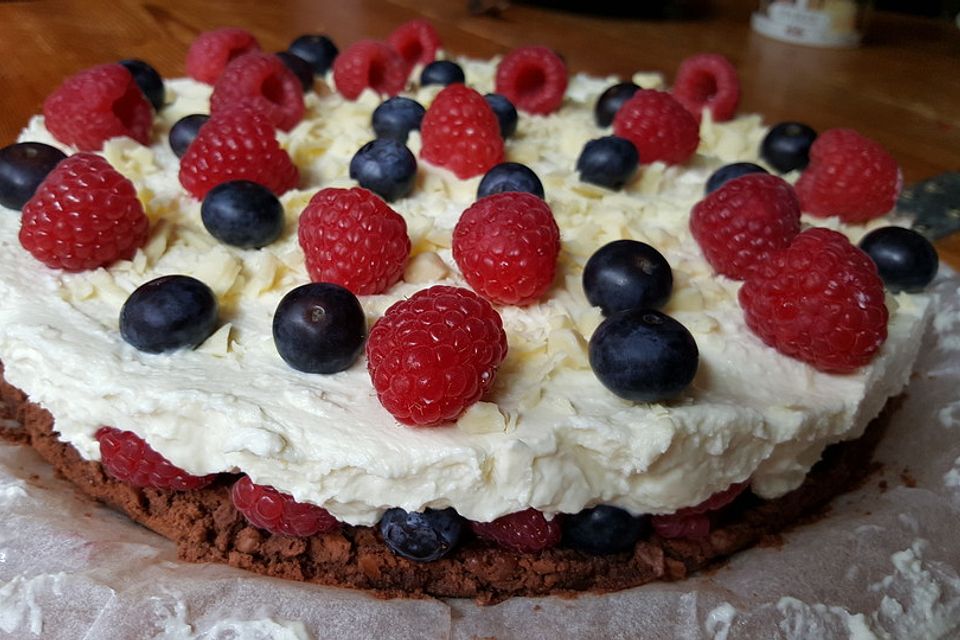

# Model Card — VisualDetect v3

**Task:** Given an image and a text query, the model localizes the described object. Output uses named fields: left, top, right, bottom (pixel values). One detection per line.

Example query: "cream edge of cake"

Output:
left=0, top=54, right=933, bottom=526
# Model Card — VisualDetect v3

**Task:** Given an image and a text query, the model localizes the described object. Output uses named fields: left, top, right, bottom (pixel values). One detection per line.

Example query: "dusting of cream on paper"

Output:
left=0, top=573, right=64, bottom=636
left=149, top=589, right=314, bottom=640
left=704, top=602, right=737, bottom=639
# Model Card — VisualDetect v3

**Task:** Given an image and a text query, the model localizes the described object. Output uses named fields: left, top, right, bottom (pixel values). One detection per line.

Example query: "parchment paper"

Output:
left=2, top=274, right=959, bottom=640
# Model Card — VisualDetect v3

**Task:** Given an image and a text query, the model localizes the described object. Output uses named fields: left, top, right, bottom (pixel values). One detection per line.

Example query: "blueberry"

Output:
left=349, top=139, right=417, bottom=202
left=372, top=97, right=425, bottom=143
left=275, top=51, right=314, bottom=92
left=272, top=283, right=367, bottom=374
left=169, top=114, right=209, bottom=158
left=705, top=162, right=768, bottom=194
left=589, top=309, right=698, bottom=402
left=201, top=180, right=284, bottom=248
left=477, top=162, right=545, bottom=200
left=288, top=34, right=339, bottom=75
left=859, top=226, right=939, bottom=293
left=379, top=507, right=462, bottom=562
left=119, top=59, right=165, bottom=112
left=562, top=505, right=646, bottom=555
left=120, top=275, right=219, bottom=354
left=420, top=60, right=465, bottom=87
left=576, top=136, right=639, bottom=190
left=760, top=122, right=817, bottom=173
left=582, top=240, right=672, bottom=315
left=0, top=142, right=66, bottom=210
left=484, top=93, right=518, bottom=138
left=594, top=82, right=640, bottom=128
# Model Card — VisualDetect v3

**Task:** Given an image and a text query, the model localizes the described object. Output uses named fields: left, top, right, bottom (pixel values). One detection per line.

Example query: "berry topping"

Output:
left=372, top=96, right=425, bottom=143
left=859, top=226, right=939, bottom=293
left=562, top=505, right=646, bottom=555
left=42, top=63, right=153, bottom=151
left=380, top=507, right=462, bottom=562
left=576, top=135, right=639, bottom=190
left=273, top=283, right=367, bottom=374
left=185, top=28, right=260, bottom=85
left=120, top=275, right=219, bottom=354
left=671, top=53, right=740, bottom=123
left=420, top=84, right=503, bottom=179
left=420, top=59, right=465, bottom=87
left=495, top=46, right=568, bottom=115
left=705, top=161, right=768, bottom=194
left=179, top=106, right=300, bottom=199
left=795, top=128, right=902, bottom=223
left=761, top=122, right=817, bottom=173
left=275, top=51, right=314, bottom=92
left=366, top=285, right=508, bottom=426
left=19, top=153, right=148, bottom=271
left=349, top=138, right=418, bottom=202
left=594, top=82, right=640, bottom=128
left=476, top=162, right=544, bottom=200
left=333, top=40, right=407, bottom=100
left=200, top=180, right=284, bottom=248
left=452, top=191, right=560, bottom=306
left=288, top=34, right=339, bottom=76
left=231, top=475, right=339, bottom=537
left=0, top=142, right=66, bottom=210
left=210, top=52, right=305, bottom=132
left=386, top=19, right=441, bottom=68
left=298, top=187, right=410, bottom=295
left=119, top=59, right=165, bottom=112
left=483, top=93, right=518, bottom=138
left=651, top=482, right=748, bottom=539
left=168, top=114, right=209, bottom=158
left=96, top=427, right=215, bottom=491
left=589, top=309, right=699, bottom=402
left=469, top=508, right=562, bottom=554
left=738, top=227, right=888, bottom=373
left=690, top=173, right=802, bottom=281
left=613, top=90, right=700, bottom=166
left=582, top=240, right=673, bottom=315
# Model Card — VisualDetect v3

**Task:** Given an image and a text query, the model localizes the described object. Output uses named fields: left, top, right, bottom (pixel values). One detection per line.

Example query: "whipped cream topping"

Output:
left=0, top=58, right=932, bottom=525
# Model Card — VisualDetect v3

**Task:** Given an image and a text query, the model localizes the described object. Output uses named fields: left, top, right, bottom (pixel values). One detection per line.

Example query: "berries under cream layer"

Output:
left=0, top=58, right=932, bottom=526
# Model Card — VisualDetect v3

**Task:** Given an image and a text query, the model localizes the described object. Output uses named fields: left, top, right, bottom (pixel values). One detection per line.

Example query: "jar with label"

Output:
left=752, top=0, right=872, bottom=48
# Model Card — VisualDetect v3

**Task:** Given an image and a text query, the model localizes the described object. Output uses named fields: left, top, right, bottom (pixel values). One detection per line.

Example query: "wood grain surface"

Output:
left=1, top=0, right=958, bottom=266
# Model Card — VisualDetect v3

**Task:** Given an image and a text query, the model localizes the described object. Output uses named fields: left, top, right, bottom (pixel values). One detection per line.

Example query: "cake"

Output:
left=0, top=22, right=937, bottom=602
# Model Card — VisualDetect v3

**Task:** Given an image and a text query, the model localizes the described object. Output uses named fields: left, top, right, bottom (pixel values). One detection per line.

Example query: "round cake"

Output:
left=0, top=22, right=936, bottom=601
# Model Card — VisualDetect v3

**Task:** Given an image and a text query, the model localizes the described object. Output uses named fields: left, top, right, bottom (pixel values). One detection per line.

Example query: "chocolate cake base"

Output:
left=0, top=368, right=892, bottom=604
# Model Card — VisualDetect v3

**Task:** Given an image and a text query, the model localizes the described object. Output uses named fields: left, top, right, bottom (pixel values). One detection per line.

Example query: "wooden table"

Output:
left=1, top=0, right=958, bottom=266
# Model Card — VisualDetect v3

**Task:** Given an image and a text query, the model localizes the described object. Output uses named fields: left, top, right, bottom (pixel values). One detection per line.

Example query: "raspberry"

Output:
left=297, top=187, right=410, bottom=295
left=19, top=153, right=148, bottom=271
left=690, top=173, right=802, bottom=281
left=671, top=53, right=740, bottom=123
left=651, top=482, right=747, bottom=539
left=96, top=427, right=215, bottom=491
left=42, top=64, right=153, bottom=151
left=795, top=128, right=902, bottom=223
left=178, top=106, right=299, bottom=199
left=332, top=40, right=407, bottom=100
left=739, top=228, right=888, bottom=373
left=613, top=90, right=700, bottom=165
left=494, top=46, right=568, bottom=115
left=387, top=19, right=441, bottom=68
left=420, top=84, right=503, bottom=179
left=469, top=509, right=562, bottom=553
left=452, top=192, right=560, bottom=306
left=185, top=27, right=260, bottom=84
left=231, top=475, right=339, bottom=537
left=210, top=53, right=305, bottom=132
left=366, top=285, right=508, bottom=426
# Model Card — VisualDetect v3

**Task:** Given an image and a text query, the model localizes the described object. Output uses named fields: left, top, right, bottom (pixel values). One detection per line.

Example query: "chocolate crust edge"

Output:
left=0, top=366, right=894, bottom=604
